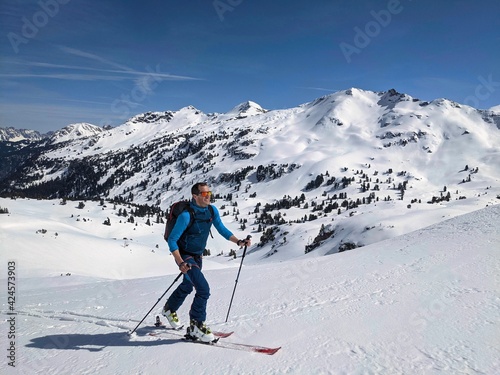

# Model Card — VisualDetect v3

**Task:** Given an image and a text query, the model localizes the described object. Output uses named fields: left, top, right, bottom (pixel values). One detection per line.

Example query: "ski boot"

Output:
left=186, top=320, right=216, bottom=343
left=161, top=304, right=182, bottom=329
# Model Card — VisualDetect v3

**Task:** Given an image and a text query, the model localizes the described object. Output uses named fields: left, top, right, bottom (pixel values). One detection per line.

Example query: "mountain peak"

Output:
left=49, top=123, right=103, bottom=144
left=128, top=111, right=175, bottom=124
left=489, top=104, right=500, bottom=113
left=226, top=100, right=266, bottom=118
left=127, top=106, right=205, bottom=125
left=377, top=88, right=414, bottom=107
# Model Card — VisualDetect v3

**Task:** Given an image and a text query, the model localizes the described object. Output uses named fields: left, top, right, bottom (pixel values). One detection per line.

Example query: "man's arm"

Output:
left=167, top=211, right=190, bottom=252
left=167, top=211, right=191, bottom=273
left=211, top=206, right=251, bottom=247
left=172, top=249, right=190, bottom=273
left=228, top=235, right=251, bottom=247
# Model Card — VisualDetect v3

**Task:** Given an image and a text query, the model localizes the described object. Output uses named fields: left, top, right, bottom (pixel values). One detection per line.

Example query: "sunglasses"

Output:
left=198, top=191, right=212, bottom=197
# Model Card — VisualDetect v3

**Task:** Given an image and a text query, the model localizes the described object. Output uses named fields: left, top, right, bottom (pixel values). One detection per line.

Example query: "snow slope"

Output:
left=1, top=198, right=499, bottom=374
left=49, top=123, right=104, bottom=144
left=5, top=88, right=499, bottom=267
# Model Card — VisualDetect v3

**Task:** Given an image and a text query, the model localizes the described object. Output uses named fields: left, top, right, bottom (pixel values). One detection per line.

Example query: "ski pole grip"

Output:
left=237, top=235, right=252, bottom=247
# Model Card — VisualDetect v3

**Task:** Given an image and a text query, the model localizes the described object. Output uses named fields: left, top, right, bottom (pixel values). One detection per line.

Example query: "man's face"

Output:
left=193, top=185, right=212, bottom=207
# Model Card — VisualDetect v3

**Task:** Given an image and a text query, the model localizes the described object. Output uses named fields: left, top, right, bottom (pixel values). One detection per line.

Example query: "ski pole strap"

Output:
left=181, top=255, right=201, bottom=269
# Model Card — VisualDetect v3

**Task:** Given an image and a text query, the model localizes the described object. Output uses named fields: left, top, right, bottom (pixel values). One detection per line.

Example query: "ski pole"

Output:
left=225, top=235, right=251, bottom=323
left=129, top=272, right=183, bottom=335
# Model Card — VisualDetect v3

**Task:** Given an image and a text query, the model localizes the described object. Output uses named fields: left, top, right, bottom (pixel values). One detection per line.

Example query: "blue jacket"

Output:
left=167, top=200, right=233, bottom=255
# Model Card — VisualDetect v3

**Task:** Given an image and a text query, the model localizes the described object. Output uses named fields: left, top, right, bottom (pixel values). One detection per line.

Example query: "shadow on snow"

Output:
left=26, top=328, right=177, bottom=352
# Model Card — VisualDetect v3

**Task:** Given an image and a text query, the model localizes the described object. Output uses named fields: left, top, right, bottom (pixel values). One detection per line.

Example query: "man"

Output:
left=163, top=182, right=251, bottom=342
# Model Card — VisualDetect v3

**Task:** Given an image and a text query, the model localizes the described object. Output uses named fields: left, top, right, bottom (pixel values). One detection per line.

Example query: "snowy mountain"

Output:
left=0, top=197, right=498, bottom=374
left=0, top=126, right=48, bottom=142
left=0, top=88, right=499, bottom=261
left=224, top=100, right=267, bottom=119
left=48, top=123, right=105, bottom=144
left=1, top=88, right=499, bottom=373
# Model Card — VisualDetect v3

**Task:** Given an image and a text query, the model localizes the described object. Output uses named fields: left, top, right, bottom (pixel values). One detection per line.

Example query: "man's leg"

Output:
left=183, top=256, right=215, bottom=342
left=166, top=274, right=193, bottom=312
left=186, top=258, right=210, bottom=322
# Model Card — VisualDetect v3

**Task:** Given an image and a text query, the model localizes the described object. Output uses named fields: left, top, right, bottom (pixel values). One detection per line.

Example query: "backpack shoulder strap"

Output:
left=185, top=204, right=195, bottom=228
left=208, top=204, right=214, bottom=238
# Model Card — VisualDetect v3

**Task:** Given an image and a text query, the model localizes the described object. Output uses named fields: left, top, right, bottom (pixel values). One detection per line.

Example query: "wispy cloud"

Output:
left=2, top=47, right=202, bottom=82
left=58, top=45, right=136, bottom=72
left=58, top=45, right=202, bottom=81
left=8, top=61, right=197, bottom=79
left=299, top=86, right=337, bottom=92
left=0, top=71, right=199, bottom=81
left=50, top=97, right=117, bottom=105
left=0, top=73, right=130, bottom=81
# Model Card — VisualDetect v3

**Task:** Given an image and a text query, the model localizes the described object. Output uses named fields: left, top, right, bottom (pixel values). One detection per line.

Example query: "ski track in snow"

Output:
left=1, top=202, right=499, bottom=374
left=16, top=309, right=134, bottom=331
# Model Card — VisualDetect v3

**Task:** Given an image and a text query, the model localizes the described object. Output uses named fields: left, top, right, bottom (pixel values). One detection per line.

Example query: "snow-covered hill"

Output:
left=48, top=123, right=104, bottom=144
left=1, top=88, right=499, bottom=262
left=0, top=198, right=498, bottom=374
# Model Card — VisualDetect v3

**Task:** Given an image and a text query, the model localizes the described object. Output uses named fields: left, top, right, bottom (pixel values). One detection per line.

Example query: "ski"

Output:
left=149, top=316, right=234, bottom=338
left=212, top=341, right=281, bottom=355
left=182, top=333, right=220, bottom=345
left=213, top=331, right=234, bottom=338
left=148, top=326, right=233, bottom=339
left=148, top=316, right=280, bottom=355
left=148, top=327, right=234, bottom=339
left=181, top=335, right=281, bottom=355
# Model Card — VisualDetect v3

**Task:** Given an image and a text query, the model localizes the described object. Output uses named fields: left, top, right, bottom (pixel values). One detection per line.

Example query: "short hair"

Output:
left=192, top=182, right=208, bottom=195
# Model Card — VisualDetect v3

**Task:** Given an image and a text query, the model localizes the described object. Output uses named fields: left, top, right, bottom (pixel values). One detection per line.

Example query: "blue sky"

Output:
left=1, top=0, right=499, bottom=133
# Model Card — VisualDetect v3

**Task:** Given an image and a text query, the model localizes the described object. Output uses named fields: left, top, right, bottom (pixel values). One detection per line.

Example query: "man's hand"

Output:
left=172, top=250, right=190, bottom=273
left=237, top=237, right=252, bottom=247
left=178, top=261, right=191, bottom=274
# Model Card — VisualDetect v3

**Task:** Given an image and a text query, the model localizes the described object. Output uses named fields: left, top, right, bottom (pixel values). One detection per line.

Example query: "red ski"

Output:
left=181, top=335, right=281, bottom=355
left=149, top=329, right=233, bottom=339
left=216, top=341, right=281, bottom=355
left=149, top=317, right=234, bottom=338
left=148, top=317, right=280, bottom=355
left=212, top=331, right=234, bottom=338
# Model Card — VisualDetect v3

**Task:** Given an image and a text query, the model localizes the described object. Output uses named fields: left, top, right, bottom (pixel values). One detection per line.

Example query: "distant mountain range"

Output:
left=0, top=123, right=107, bottom=143
left=0, top=127, right=50, bottom=142
left=1, top=88, right=499, bottom=258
